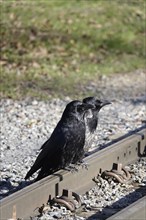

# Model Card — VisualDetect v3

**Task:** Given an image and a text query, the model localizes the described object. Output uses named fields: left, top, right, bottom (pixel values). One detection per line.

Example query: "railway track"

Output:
left=0, top=126, right=146, bottom=220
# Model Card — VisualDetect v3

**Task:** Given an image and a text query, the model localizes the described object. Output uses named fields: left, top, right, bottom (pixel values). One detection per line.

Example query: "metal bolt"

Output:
left=112, top=163, right=123, bottom=175
left=62, top=189, right=72, bottom=199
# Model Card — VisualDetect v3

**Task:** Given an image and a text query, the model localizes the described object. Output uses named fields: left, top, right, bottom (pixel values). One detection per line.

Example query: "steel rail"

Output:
left=107, top=196, right=146, bottom=220
left=0, top=126, right=146, bottom=219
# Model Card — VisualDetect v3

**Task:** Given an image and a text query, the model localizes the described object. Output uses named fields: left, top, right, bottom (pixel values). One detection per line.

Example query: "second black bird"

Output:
left=82, top=97, right=111, bottom=152
left=83, top=96, right=111, bottom=133
left=25, top=100, right=93, bottom=181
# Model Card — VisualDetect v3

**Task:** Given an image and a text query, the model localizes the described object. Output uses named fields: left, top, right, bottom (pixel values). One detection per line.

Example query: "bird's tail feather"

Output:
left=25, top=165, right=40, bottom=180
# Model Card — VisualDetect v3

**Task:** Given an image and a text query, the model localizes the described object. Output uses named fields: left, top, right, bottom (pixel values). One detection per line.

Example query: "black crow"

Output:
left=82, top=97, right=111, bottom=152
left=25, top=100, right=93, bottom=181
left=83, top=97, right=111, bottom=133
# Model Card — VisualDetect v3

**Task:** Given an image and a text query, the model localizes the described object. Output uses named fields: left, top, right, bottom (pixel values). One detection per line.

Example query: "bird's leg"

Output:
left=76, top=160, right=89, bottom=170
left=69, top=160, right=89, bottom=171
left=64, top=164, right=79, bottom=173
left=82, top=162, right=89, bottom=170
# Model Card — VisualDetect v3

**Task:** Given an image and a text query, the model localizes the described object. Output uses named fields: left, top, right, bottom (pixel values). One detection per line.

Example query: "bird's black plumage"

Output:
left=83, top=97, right=111, bottom=133
left=25, top=100, right=92, bottom=181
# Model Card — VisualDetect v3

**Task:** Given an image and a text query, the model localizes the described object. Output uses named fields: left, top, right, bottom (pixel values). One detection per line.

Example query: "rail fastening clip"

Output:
left=52, top=189, right=82, bottom=211
left=101, top=163, right=131, bottom=183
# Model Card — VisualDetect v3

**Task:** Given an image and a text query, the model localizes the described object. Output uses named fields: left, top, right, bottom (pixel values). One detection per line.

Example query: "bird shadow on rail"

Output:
left=0, top=172, right=64, bottom=200
left=86, top=185, right=146, bottom=220
left=0, top=178, right=34, bottom=200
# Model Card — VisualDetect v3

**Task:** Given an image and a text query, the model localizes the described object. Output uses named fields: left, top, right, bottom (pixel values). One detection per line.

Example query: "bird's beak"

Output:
left=100, top=100, right=111, bottom=107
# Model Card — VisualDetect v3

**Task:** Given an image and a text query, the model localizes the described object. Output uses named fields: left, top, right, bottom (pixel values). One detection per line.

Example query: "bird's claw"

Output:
left=64, top=165, right=79, bottom=173
left=74, top=161, right=89, bottom=170
left=76, top=161, right=89, bottom=170
left=65, top=162, right=89, bottom=173
left=81, top=162, right=89, bottom=170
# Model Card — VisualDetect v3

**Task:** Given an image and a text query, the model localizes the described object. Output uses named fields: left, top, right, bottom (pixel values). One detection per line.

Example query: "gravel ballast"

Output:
left=31, top=158, right=146, bottom=220
left=0, top=71, right=146, bottom=203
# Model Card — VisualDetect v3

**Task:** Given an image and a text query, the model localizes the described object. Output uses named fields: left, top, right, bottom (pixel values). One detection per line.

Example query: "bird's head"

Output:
left=63, top=100, right=94, bottom=120
left=83, top=97, right=111, bottom=112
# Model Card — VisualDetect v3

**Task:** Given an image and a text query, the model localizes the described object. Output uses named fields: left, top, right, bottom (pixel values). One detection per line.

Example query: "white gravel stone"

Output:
left=0, top=94, right=145, bottom=198
left=32, top=159, right=145, bottom=220
left=0, top=72, right=146, bottom=213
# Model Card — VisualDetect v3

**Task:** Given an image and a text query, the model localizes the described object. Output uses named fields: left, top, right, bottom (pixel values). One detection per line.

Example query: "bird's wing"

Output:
left=41, top=122, right=62, bottom=150
left=25, top=128, right=66, bottom=179
left=40, top=138, right=51, bottom=149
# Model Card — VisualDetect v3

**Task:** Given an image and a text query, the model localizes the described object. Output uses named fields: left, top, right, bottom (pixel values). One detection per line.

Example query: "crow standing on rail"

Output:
left=83, top=97, right=111, bottom=151
left=25, top=100, right=93, bottom=181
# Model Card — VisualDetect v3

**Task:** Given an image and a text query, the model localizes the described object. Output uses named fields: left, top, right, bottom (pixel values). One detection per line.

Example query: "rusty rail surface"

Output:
left=0, top=126, right=146, bottom=219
